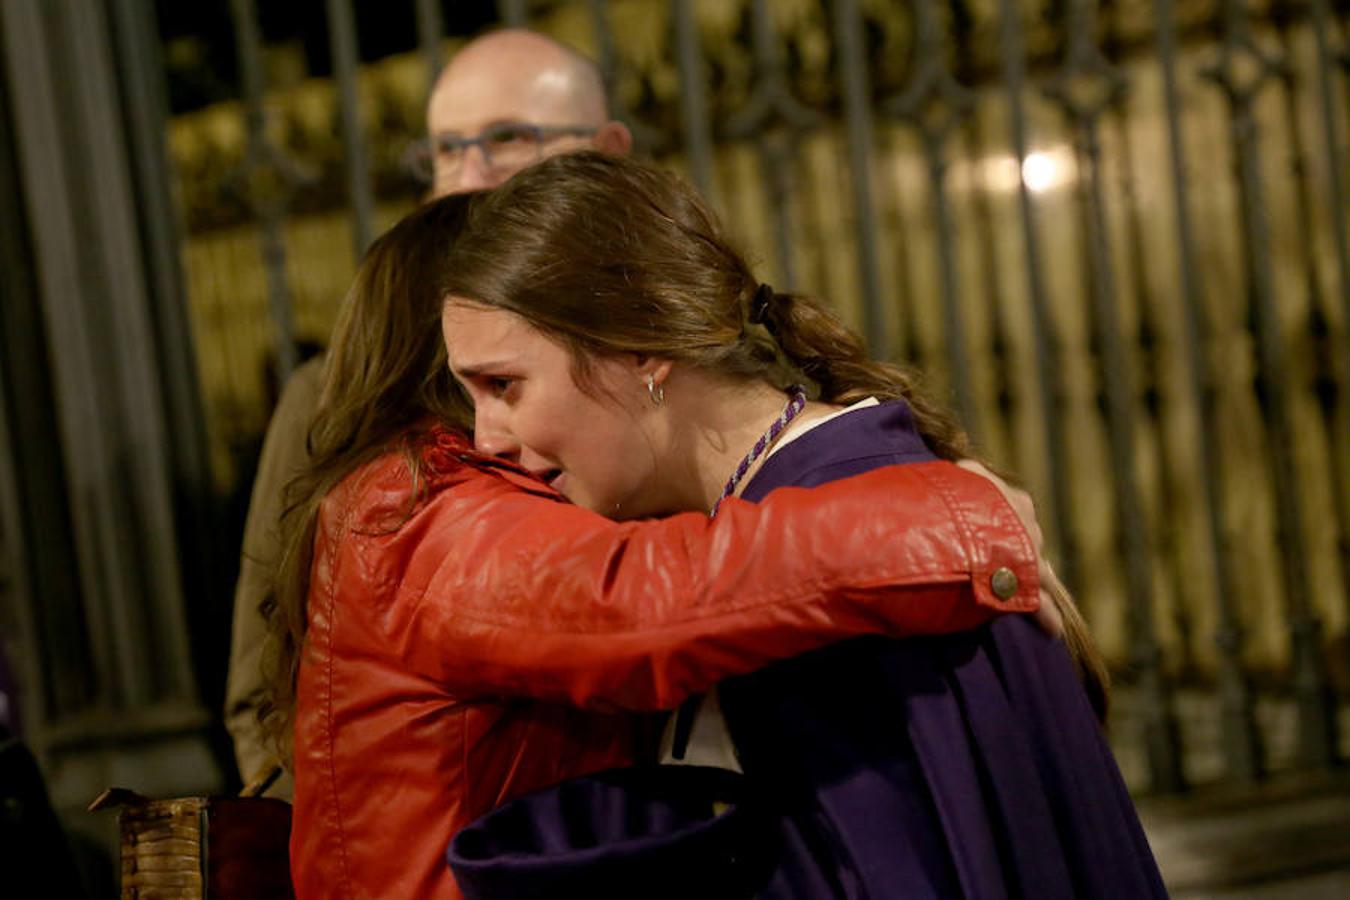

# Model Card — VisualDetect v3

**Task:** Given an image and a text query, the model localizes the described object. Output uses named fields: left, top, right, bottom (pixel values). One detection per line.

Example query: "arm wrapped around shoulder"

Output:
left=373, top=459, right=1038, bottom=710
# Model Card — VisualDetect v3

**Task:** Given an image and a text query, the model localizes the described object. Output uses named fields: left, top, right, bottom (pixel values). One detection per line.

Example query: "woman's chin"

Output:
left=555, top=478, right=600, bottom=512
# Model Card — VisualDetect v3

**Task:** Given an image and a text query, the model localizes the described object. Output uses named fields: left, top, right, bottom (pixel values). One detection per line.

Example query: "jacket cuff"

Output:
left=917, top=463, right=1040, bottom=614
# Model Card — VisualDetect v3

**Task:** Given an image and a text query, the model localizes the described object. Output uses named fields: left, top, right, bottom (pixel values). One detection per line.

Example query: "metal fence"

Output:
left=173, top=0, right=1349, bottom=794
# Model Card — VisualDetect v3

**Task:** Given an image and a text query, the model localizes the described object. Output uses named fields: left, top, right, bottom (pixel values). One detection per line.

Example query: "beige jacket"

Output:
left=223, top=355, right=325, bottom=798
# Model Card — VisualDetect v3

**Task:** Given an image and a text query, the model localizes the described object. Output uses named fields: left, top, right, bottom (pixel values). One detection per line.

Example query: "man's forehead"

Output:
left=428, top=60, right=587, bottom=135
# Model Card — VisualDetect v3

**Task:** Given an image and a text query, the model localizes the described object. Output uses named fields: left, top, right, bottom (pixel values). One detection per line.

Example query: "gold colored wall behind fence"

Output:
left=171, top=9, right=1346, bottom=683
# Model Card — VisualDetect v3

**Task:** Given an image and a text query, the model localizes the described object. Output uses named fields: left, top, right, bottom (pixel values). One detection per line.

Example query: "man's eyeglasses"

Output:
left=405, top=123, right=598, bottom=184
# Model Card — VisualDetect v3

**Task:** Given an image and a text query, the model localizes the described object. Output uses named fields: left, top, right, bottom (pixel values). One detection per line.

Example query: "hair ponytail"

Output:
left=760, top=289, right=969, bottom=462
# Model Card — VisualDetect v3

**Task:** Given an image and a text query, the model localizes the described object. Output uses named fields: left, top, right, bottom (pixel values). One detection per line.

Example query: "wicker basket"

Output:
left=90, top=788, right=294, bottom=899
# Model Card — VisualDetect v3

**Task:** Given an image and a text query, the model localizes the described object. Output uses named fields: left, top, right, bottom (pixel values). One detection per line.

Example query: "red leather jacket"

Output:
left=290, top=427, right=1037, bottom=899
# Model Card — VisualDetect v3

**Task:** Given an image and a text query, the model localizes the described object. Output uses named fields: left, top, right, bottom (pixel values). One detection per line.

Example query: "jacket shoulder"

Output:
left=321, top=453, right=417, bottom=537
left=318, top=428, right=558, bottom=538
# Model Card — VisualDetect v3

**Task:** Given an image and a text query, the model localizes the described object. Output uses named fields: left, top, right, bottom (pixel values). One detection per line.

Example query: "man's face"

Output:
left=425, top=61, right=599, bottom=196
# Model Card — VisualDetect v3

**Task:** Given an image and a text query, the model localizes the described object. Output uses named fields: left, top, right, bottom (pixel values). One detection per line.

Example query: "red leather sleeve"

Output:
left=351, top=460, right=1037, bottom=711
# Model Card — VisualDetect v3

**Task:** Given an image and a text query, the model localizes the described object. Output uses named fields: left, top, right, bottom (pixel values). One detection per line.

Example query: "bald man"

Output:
left=223, top=29, right=630, bottom=797
left=424, top=29, right=630, bottom=195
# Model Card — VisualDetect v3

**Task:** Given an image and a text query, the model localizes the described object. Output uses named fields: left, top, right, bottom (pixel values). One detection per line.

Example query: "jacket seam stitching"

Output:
left=913, top=465, right=977, bottom=571
left=321, top=520, right=357, bottom=894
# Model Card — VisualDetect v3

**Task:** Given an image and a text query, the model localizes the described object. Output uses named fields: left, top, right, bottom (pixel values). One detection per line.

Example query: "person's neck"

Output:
left=662, top=371, right=840, bottom=512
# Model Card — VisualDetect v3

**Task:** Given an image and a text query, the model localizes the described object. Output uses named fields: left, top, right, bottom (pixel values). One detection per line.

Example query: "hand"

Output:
left=955, top=460, right=1065, bottom=639
left=956, top=461, right=1111, bottom=718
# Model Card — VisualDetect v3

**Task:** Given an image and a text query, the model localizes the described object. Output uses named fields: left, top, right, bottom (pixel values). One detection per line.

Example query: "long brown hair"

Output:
left=261, top=194, right=476, bottom=762
left=443, top=152, right=1108, bottom=717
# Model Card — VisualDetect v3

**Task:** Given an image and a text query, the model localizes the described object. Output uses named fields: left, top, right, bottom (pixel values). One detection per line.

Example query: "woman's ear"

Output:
left=633, top=356, right=674, bottom=388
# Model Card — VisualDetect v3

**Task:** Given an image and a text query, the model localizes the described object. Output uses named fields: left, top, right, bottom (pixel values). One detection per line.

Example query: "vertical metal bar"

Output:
left=927, top=142, right=979, bottom=437
left=587, top=0, right=665, bottom=153
left=884, top=1, right=980, bottom=438
left=1153, top=0, right=1263, bottom=782
left=1048, top=0, right=1184, bottom=793
left=748, top=0, right=797, bottom=289
left=996, top=0, right=1080, bottom=591
left=497, top=0, right=528, bottom=29
left=1204, top=0, right=1339, bottom=771
left=587, top=0, right=620, bottom=110
left=749, top=0, right=780, bottom=85
left=227, top=0, right=297, bottom=384
left=760, top=137, right=799, bottom=290
left=414, top=0, right=446, bottom=95
left=327, top=0, right=375, bottom=260
left=831, top=0, right=888, bottom=360
left=878, top=129, right=924, bottom=370
left=1309, top=0, right=1350, bottom=346
left=729, top=0, right=822, bottom=127
left=962, top=118, right=1016, bottom=454
left=956, top=0, right=1016, bottom=459
left=672, top=0, right=715, bottom=200
left=722, top=0, right=820, bottom=293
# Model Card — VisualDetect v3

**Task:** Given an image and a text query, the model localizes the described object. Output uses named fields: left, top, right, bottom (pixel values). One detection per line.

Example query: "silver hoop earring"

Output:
left=646, top=374, right=665, bottom=407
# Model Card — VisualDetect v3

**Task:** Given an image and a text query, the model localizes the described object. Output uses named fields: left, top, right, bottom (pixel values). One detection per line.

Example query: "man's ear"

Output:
left=594, top=120, right=633, bottom=156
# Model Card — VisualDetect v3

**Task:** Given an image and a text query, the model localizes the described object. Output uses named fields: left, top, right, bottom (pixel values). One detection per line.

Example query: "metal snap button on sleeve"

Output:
left=990, top=567, right=1019, bottom=600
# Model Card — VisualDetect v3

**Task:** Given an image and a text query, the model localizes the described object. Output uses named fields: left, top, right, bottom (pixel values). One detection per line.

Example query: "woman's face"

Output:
left=442, top=300, right=673, bottom=518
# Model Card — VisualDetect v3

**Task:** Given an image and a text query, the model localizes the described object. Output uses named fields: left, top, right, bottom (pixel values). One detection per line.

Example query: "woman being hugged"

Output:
left=265, top=193, right=1044, bottom=899
left=439, top=152, right=1158, bottom=898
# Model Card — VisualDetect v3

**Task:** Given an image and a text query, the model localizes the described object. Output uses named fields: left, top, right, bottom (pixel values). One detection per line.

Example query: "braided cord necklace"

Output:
left=671, top=386, right=808, bottom=761
left=708, top=386, right=808, bottom=518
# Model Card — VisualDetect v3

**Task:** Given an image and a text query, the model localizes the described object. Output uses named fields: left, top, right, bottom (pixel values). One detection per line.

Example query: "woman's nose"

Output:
left=472, top=412, right=521, bottom=461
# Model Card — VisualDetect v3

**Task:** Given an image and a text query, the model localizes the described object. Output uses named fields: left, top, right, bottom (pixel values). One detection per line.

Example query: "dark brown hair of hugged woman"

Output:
left=442, top=151, right=1109, bottom=719
left=261, top=194, right=477, bottom=764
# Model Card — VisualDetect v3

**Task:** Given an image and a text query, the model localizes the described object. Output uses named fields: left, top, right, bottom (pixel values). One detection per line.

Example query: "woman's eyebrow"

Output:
left=450, top=358, right=517, bottom=379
